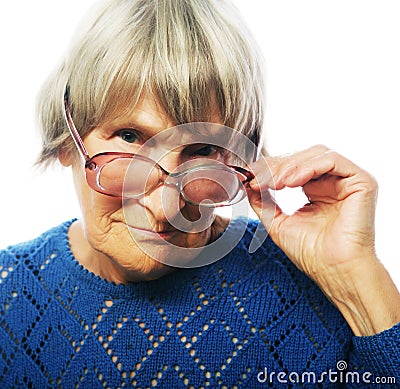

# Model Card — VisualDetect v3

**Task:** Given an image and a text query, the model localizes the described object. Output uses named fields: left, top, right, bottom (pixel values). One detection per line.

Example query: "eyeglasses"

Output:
left=63, top=87, right=254, bottom=207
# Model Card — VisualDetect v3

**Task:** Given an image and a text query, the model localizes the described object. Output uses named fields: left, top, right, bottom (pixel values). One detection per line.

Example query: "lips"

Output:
left=129, top=225, right=176, bottom=233
left=126, top=224, right=179, bottom=240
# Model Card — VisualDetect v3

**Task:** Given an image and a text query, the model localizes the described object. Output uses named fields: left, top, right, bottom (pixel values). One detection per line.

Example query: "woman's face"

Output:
left=67, top=92, right=228, bottom=283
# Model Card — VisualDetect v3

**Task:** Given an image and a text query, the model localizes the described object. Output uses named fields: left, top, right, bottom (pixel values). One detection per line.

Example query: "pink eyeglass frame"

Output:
left=62, top=87, right=255, bottom=199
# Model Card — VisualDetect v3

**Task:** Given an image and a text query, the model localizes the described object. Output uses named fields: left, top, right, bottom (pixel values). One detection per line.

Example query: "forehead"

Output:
left=101, top=90, right=223, bottom=136
left=107, top=92, right=174, bottom=135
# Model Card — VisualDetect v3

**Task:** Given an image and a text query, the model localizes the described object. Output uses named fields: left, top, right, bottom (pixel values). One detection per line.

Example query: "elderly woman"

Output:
left=1, top=0, right=399, bottom=387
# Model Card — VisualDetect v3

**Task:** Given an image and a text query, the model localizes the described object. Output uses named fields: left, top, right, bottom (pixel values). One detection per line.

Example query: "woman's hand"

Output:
left=247, top=145, right=400, bottom=336
left=248, top=144, right=377, bottom=278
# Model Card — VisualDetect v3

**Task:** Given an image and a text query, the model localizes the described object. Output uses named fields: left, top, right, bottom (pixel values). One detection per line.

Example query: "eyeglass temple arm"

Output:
left=229, top=165, right=255, bottom=183
left=63, top=87, right=91, bottom=162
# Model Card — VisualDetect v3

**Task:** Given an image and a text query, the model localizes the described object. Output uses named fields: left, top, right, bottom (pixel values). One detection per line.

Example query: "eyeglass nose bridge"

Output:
left=160, top=176, right=182, bottom=191
left=146, top=169, right=208, bottom=206
left=146, top=164, right=185, bottom=194
left=161, top=174, right=212, bottom=207
left=151, top=166, right=212, bottom=206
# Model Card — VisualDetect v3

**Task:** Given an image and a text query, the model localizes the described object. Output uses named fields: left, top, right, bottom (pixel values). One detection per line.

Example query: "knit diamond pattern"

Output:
left=1, top=220, right=399, bottom=388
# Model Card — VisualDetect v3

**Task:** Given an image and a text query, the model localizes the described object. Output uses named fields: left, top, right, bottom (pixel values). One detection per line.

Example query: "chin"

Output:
left=126, top=256, right=175, bottom=281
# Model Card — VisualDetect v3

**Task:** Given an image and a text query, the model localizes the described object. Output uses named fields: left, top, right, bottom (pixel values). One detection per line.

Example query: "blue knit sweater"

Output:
left=0, top=219, right=399, bottom=388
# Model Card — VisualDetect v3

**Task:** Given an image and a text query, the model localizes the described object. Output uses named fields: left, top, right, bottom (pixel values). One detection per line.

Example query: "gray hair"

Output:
left=36, top=0, right=266, bottom=166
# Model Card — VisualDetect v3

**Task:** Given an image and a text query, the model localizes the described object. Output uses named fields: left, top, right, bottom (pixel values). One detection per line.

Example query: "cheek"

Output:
left=72, top=164, right=124, bottom=227
left=81, top=192, right=138, bottom=260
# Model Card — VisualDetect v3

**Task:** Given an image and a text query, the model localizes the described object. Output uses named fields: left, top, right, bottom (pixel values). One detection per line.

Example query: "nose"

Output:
left=137, top=149, right=186, bottom=224
left=138, top=182, right=186, bottom=223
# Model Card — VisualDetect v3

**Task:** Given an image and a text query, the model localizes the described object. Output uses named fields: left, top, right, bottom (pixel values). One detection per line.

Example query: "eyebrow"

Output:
left=96, top=119, right=167, bottom=139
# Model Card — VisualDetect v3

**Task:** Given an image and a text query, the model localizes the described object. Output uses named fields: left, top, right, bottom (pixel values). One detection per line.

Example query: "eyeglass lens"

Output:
left=96, top=156, right=245, bottom=205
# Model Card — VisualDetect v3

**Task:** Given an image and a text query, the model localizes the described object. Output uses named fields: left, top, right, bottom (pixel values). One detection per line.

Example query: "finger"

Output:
left=302, top=175, right=341, bottom=204
left=303, top=171, right=378, bottom=205
left=247, top=186, right=280, bottom=219
left=246, top=185, right=289, bottom=240
left=246, top=188, right=278, bottom=253
left=249, top=144, right=331, bottom=191
left=247, top=154, right=275, bottom=190
left=275, top=150, right=369, bottom=189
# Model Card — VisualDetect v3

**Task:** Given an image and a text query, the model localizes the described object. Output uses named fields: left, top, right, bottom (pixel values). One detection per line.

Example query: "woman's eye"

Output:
left=193, top=145, right=218, bottom=157
left=117, top=129, right=139, bottom=144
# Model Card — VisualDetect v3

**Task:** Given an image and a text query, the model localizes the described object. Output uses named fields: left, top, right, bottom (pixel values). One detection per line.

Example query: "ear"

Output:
left=58, top=148, right=74, bottom=167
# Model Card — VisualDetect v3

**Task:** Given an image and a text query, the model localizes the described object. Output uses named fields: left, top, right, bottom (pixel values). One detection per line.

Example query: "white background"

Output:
left=0, top=1, right=399, bottom=286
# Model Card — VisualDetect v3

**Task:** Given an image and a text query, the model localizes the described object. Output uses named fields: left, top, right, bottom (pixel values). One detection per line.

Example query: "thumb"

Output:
left=246, top=187, right=280, bottom=252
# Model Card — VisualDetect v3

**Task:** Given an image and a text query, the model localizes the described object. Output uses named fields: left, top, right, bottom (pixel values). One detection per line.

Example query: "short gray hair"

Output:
left=36, top=0, right=266, bottom=166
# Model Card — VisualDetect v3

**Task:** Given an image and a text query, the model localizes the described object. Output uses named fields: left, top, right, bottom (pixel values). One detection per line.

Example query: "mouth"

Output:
left=126, top=225, right=179, bottom=240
